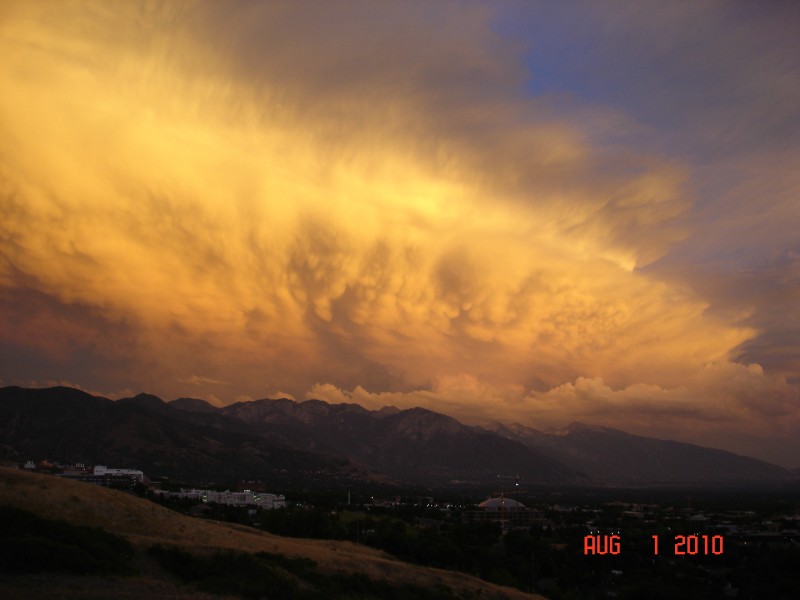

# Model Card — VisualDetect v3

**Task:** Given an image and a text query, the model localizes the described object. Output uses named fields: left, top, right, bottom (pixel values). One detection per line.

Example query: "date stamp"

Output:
left=584, top=534, right=724, bottom=555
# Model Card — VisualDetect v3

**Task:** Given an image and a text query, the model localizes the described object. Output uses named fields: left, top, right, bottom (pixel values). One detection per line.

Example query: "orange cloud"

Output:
left=1, top=1, right=798, bottom=466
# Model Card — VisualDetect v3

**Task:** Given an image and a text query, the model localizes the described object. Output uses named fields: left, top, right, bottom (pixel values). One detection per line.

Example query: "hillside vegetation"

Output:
left=0, top=468, right=542, bottom=599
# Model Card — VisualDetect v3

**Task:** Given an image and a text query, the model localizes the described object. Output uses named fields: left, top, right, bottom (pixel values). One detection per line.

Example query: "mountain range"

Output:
left=1, top=386, right=796, bottom=487
left=0, top=386, right=356, bottom=486
left=485, top=421, right=792, bottom=484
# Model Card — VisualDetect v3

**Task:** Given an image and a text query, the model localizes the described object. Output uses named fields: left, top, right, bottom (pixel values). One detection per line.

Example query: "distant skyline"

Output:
left=1, top=1, right=799, bottom=468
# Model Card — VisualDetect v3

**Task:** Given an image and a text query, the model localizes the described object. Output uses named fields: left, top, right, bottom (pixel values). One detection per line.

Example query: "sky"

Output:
left=1, top=1, right=799, bottom=467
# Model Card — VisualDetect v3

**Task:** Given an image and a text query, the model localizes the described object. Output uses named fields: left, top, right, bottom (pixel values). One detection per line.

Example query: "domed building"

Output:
left=478, top=496, right=526, bottom=511
left=466, top=495, right=532, bottom=532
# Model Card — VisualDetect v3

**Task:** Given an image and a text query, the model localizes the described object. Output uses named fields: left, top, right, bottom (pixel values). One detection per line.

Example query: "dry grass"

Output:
left=0, top=468, right=545, bottom=599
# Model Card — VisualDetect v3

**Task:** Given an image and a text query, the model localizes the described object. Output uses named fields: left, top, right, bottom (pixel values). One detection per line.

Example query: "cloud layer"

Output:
left=1, top=1, right=798, bottom=466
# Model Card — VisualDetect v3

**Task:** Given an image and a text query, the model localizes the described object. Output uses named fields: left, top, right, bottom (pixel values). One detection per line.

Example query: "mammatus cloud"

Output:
left=1, top=1, right=798, bottom=466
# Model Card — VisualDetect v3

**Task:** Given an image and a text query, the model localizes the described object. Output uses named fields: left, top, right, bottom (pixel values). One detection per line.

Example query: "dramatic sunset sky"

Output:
left=1, top=1, right=798, bottom=467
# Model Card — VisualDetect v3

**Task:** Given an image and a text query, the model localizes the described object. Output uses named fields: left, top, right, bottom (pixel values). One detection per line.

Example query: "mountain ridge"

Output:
left=215, top=397, right=584, bottom=484
left=485, top=420, right=793, bottom=484
left=2, top=386, right=796, bottom=486
left=0, top=386, right=360, bottom=485
left=171, top=394, right=799, bottom=485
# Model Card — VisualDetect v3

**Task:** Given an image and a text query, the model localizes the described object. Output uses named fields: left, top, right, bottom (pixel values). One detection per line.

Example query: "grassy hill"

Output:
left=0, top=468, right=543, bottom=599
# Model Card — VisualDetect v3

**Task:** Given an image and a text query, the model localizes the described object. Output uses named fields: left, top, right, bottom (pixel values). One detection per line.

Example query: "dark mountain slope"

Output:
left=221, top=399, right=586, bottom=485
left=487, top=421, right=795, bottom=484
left=0, top=386, right=356, bottom=484
left=7, top=386, right=789, bottom=487
left=170, top=396, right=219, bottom=413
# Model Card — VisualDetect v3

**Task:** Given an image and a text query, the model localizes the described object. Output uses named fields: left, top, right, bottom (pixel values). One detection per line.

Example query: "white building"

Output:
left=93, top=465, right=144, bottom=481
